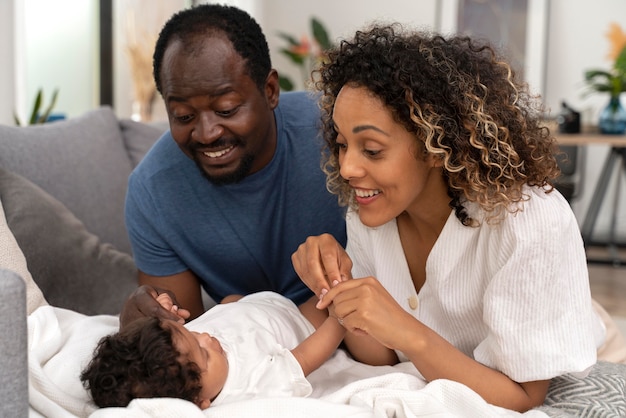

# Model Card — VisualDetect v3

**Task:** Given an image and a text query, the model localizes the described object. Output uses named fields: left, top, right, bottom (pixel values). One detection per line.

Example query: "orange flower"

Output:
left=289, top=36, right=312, bottom=58
left=606, top=22, right=626, bottom=61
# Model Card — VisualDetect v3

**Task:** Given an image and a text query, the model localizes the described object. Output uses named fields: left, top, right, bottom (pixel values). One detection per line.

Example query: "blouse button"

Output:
left=408, top=295, right=418, bottom=310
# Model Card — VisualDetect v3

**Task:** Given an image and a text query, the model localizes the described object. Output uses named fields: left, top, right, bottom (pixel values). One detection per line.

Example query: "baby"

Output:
left=81, top=291, right=345, bottom=409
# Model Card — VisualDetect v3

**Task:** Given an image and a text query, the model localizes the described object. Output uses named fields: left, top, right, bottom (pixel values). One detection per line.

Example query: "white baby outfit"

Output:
left=185, top=292, right=315, bottom=406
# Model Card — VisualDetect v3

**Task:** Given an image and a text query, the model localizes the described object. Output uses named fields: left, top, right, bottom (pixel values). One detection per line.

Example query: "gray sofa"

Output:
left=0, top=107, right=166, bottom=416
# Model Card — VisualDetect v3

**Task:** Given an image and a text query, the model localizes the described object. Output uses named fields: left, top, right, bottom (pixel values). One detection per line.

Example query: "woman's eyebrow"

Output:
left=352, top=124, right=390, bottom=136
left=333, top=120, right=390, bottom=137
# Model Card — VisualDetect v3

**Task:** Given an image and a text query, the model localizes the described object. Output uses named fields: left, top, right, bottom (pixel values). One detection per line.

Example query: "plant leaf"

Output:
left=279, top=48, right=306, bottom=65
left=278, top=75, right=295, bottom=91
left=584, top=69, right=613, bottom=80
left=28, top=89, right=43, bottom=125
left=615, top=45, right=626, bottom=74
left=276, top=32, right=300, bottom=46
left=38, top=89, right=59, bottom=124
left=311, top=17, right=331, bottom=50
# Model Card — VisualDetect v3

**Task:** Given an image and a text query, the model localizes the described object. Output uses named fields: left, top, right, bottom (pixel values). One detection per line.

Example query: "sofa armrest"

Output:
left=0, top=268, right=28, bottom=417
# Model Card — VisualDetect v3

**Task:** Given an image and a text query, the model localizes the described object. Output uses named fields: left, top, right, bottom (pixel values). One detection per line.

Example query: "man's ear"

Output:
left=264, top=69, right=280, bottom=110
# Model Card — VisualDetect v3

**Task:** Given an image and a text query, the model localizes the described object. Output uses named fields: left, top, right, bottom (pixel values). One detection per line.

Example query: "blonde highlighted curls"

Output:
left=315, top=24, right=559, bottom=226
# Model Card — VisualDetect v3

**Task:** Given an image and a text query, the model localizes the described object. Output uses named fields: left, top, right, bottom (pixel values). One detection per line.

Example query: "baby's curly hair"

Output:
left=80, top=317, right=203, bottom=408
left=316, top=24, right=560, bottom=225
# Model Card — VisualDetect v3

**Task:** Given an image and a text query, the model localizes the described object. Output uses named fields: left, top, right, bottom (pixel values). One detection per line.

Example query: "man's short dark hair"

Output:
left=153, top=4, right=271, bottom=93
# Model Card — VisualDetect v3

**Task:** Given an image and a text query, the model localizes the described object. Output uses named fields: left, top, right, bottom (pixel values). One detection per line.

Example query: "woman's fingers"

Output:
left=292, top=234, right=352, bottom=299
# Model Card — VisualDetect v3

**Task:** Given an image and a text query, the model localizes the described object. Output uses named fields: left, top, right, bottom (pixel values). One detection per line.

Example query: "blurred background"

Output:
left=1, top=0, right=626, bottom=244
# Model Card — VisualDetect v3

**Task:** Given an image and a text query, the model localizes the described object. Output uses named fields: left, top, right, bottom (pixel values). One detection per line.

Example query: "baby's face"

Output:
left=162, top=320, right=229, bottom=408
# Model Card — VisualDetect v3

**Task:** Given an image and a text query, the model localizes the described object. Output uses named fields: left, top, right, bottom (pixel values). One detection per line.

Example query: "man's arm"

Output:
left=291, top=296, right=346, bottom=376
left=119, top=269, right=204, bottom=329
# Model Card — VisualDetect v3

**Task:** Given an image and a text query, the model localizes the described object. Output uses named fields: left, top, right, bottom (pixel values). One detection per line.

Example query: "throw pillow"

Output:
left=0, top=167, right=137, bottom=315
left=0, top=106, right=134, bottom=253
left=119, top=118, right=167, bottom=167
left=0, top=198, right=47, bottom=315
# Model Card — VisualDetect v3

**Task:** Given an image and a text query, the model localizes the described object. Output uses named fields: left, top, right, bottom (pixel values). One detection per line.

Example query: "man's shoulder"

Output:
left=277, top=91, right=321, bottom=124
left=130, top=132, right=188, bottom=184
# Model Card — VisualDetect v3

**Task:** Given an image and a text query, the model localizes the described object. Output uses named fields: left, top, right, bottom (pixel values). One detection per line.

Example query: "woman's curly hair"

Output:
left=80, top=317, right=203, bottom=408
left=315, top=24, right=560, bottom=225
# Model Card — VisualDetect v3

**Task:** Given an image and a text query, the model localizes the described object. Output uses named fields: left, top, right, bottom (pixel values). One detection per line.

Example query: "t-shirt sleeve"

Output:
left=259, top=347, right=312, bottom=397
left=125, top=171, right=187, bottom=275
left=474, top=191, right=600, bottom=382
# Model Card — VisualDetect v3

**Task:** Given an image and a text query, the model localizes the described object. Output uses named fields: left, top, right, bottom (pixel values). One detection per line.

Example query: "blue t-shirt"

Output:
left=125, top=92, right=346, bottom=305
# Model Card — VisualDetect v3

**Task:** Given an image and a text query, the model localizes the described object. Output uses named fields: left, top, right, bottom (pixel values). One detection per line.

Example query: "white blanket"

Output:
left=28, top=306, right=548, bottom=418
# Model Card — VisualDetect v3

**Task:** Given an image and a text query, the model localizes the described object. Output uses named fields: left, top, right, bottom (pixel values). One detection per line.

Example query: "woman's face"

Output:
left=332, top=85, right=444, bottom=227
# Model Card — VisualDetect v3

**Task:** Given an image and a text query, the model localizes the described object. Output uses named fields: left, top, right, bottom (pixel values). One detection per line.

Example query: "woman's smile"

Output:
left=353, top=187, right=382, bottom=205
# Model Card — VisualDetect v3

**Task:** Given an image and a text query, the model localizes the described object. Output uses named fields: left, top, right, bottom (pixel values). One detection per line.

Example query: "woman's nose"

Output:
left=339, top=147, right=364, bottom=180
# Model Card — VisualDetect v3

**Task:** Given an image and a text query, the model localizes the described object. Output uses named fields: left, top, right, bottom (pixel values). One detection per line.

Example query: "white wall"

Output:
left=112, top=0, right=189, bottom=123
left=13, top=0, right=99, bottom=122
left=260, top=0, right=438, bottom=91
left=0, top=1, right=15, bottom=125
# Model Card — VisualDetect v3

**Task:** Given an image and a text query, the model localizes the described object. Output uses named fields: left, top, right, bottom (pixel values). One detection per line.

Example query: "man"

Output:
left=120, top=4, right=346, bottom=327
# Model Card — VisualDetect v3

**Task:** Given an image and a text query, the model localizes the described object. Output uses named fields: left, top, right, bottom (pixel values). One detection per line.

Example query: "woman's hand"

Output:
left=318, top=276, right=415, bottom=351
left=292, top=233, right=353, bottom=299
left=119, top=285, right=190, bottom=330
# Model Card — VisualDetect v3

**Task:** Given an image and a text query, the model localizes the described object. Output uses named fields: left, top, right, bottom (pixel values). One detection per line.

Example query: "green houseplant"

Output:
left=276, top=17, right=332, bottom=91
left=14, top=88, right=59, bottom=126
left=583, top=22, right=626, bottom=134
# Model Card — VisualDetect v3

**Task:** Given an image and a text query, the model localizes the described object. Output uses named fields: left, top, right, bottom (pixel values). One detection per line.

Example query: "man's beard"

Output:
left=194, top=152, right=255, bottom=186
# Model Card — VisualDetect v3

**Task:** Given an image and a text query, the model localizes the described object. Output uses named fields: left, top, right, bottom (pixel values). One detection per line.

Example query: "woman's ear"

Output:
left=430, top=154, right=444, bottom=168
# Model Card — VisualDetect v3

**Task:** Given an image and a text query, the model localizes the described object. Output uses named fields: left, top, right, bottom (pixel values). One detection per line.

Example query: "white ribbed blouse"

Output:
left=346, top=186, right=604, bottom=382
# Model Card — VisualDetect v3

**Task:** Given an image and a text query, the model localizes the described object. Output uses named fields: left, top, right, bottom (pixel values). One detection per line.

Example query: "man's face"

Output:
left=160, top=35, right=279, bottom=185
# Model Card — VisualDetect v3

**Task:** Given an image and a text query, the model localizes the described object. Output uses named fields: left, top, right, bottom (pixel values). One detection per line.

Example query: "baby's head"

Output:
left=81, top=317, right=228, bottom=410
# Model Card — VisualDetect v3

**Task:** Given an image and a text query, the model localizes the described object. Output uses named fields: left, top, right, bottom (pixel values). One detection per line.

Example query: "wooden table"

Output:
left=553, top=127, right=626, bottom=265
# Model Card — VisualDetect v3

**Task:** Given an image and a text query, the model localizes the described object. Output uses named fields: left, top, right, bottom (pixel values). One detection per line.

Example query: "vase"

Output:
left=598, top=95, right=626, bottom=135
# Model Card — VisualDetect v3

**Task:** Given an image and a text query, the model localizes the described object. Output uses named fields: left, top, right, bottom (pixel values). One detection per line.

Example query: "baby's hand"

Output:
left=156, top=293, right=179, bottom=314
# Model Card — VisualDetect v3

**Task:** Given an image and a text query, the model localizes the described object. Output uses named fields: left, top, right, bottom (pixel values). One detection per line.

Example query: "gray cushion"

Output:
left=119, top=118, right=166, bottom=167
left=537, top=361, right=626, bottom=417
left=0, top=167, right=137, bottom=315
left=0, top=269, right=27, bottom=418
left=0, top=107, right=134, bottom=253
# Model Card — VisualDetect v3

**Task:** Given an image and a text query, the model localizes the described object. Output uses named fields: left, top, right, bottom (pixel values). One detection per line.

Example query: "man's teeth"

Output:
left=203, top=145, right=234, bottom=158
left=354, top=189, right=380, bottom=198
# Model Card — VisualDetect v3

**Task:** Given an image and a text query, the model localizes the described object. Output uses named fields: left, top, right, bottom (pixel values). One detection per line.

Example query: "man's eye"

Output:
left=216, top=107, right=238, bottom=117
left=175, top=114, right=194, bottom=123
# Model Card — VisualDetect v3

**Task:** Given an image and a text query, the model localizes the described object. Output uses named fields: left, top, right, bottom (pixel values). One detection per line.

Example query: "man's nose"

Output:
left=193, top=113, right=225, bottom=144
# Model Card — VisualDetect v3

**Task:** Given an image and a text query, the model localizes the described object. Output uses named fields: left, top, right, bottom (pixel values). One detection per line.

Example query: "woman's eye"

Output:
left=365, top=149, right=381, bottom=157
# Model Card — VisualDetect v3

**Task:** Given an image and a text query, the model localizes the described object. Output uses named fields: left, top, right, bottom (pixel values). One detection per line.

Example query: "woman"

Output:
left=292, top=25, right=605, bottom=412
